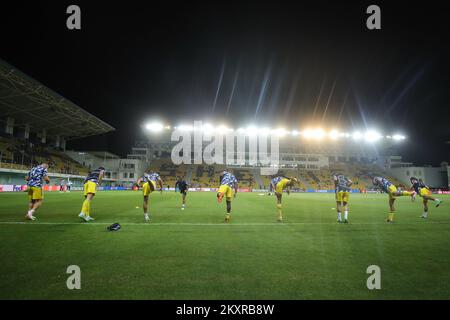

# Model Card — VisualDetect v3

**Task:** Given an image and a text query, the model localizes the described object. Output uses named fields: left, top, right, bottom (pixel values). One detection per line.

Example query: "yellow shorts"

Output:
left=387, top=185, right=398, bottom=199
left=275, top=178, right=290, bottom=194
left=143, top=181, right=156, bottom=197
left=336, top=191, right=350, bottom=203
left=28, top=187, right=43, bottom=201
left=218, top=184, right=234, bottom=201
left=84, top=181, right=97, bottom=196
left=419, top=188, right=432, bottom=197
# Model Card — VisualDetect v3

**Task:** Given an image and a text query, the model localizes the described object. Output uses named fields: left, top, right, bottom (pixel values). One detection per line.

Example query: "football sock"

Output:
left=81, top=199, right=90, bottom=217
left=388, top=212, right=395, bottom=221
left=337, top=212, right=342, bottom=221
left=276, top=204, right=282, bottom=219
left=344, top=211, right=348, bottom=220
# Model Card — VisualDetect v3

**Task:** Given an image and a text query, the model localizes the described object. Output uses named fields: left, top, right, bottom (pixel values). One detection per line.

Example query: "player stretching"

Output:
left=333, top=173, right=352, bottom=223
left=25, top=163, right=50, bottom=220
left=175, top=176, right=189, bottom=210
left=136, top=171, right=163, bottom=222
left=78, top=166, right=105, bottom=222
left=372, top=176, right=415, bottom=222
left=410, top=177, right=442, bottom=219
left=217, top=170, right=238, bottom=223
left=270, top=176, right=298, bottom=222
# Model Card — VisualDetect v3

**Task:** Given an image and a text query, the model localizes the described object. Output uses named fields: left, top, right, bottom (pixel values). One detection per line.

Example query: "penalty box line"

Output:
left=0, top=221, right=449, bottom=226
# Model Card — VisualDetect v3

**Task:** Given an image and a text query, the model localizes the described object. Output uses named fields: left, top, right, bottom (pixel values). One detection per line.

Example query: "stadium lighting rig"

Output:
left=390, top=134, right=406, bottom=141
left=365, top=130, right=382, bottom=142
left=259, top=127, right=271, bottom=136
left=145, top=122, right=164, bottom=132
left=329, top=129, right=339, bottom=140
left=246, top=126, right=259, bottom=136
left=145, top=121, right=406, bottom=142
left=352, top=131, right=363, bottom=141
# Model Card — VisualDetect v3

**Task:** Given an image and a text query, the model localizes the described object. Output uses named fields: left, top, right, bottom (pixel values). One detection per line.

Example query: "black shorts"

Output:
left=180, top=189, right=187, bottom=194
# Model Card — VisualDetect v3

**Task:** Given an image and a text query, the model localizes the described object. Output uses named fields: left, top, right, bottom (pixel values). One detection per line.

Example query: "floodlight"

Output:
left=178, top=125, right=193, bottom=131
left=352, top=131, right=362, bottom=140
left=274, top=128, right=288, bottom=137
left=202, top=123, right=214, bottom=133
left=259, top=127, right=271, bottom=136
left=392, top=134, right=406, bottom=141
left=314, top=129, right=325, bottom=139
left=217, top=125, right=229, bottom=133
left=303, top=128, right=324, bottom=139
left=329, top=129, right=339, bottom=140
left=302, top=129, right=313, bottom=138
left=365, top=130, right=382, bottom=142
left=246, top=126, right=258, bottom=136
left=146, top=122, right=164, bottom=132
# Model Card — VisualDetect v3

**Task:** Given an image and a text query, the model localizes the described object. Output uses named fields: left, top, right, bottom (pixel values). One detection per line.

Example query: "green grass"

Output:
left=0, top=190, right=449, bottom=300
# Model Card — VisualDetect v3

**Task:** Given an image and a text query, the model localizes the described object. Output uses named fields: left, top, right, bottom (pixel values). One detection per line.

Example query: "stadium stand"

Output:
left=0, top=59, right=115, bottom=181
left=146, top=160, right=257, bottom=189
left=144, top=157, right=406, bottom=191
left=147, top=158, right=189, bottom=187
left=143, top=155, right=403, bottom=191
left=0, top=136, right=88, bottom=175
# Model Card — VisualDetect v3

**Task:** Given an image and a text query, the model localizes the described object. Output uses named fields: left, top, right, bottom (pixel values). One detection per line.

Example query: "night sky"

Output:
left=1, top=0, right=449, bottom=165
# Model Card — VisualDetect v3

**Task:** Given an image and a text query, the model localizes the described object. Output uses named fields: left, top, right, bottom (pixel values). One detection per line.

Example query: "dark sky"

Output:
left=1, top=0, right=449, bottom=165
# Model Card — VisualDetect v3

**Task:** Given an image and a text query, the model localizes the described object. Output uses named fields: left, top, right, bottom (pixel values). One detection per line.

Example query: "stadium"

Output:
left=1, top=59, right=449, bottom=300
left=1, top=1, right=450, bottom=306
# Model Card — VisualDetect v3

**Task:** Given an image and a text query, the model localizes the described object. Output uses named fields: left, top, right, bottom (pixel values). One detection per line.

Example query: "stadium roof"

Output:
left=0, top=59, right=115, bottom=140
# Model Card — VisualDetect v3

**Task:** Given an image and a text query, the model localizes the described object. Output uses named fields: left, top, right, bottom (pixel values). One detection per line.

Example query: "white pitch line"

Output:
left=0, top=221, right=449, bottom=226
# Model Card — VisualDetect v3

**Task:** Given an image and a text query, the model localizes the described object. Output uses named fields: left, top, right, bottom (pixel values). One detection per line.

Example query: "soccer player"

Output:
left=59, top=179, right=65, bottom=192
left=136, top=171, right=163, bottom=222
left=333, top=173, right=352, bottom=223
left=66, top=177, right=72, bottom=192
left=25, top=163, right=51, bottom=220
left=217, top=170, right=238, bottom=223
left=410, top=177, right=442, bottom=219
left=372, top=176, right=415, bottom=222
left=271, top=176, right=298, bottom=222
left=78, top=166, right=105, bottom=222
left=175, top=176, right=189, bottom=210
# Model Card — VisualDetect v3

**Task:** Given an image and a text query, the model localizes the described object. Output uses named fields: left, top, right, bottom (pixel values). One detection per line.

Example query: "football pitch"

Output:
left=0, top=191, right=449, bottom=300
